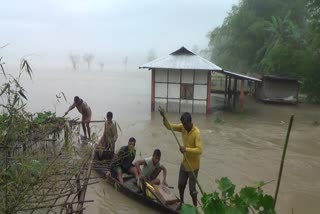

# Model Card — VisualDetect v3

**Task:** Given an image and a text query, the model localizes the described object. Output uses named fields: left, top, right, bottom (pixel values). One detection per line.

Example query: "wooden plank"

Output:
left=153, top=184, right=179, bottom=205
left=151, top=69, right=155, bottom=111
left=240, top=80, right=245, bottom=112
left=233, top=78, right=237, bottom=109
left=206, top=71, right=211, bottom=114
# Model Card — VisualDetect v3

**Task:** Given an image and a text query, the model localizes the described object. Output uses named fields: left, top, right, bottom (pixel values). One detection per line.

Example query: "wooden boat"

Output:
left=93, top=151, right=180, bottom=214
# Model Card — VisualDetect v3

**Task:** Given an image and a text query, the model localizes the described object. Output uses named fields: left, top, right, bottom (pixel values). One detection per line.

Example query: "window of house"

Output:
left=181, top=84, right=194, bottom=99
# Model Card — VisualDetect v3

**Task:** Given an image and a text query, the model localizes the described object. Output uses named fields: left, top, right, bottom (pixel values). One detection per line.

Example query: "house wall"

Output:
left=256, top=78, right=299, bottom=104
left=153, top=69, right=209, bottom=113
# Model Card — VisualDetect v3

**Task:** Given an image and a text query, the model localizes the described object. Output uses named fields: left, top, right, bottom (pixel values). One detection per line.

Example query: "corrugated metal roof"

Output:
left=139, top=47, right=222, bottom=71
left=263, top=75, right=298, bottom=81
left=215, top=70, right=261, bottom=82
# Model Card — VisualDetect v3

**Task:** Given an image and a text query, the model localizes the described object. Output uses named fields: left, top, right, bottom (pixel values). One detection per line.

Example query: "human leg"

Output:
left=128, top=165, right=139, bottom=179
left=110, top=142, right=115, bottom=153
left=149, top=178, right=160, bottom=185
left=84, top=109, right=92, bottom=139
left=85, top=122, right=91, bottom=139
left=188, top=169, right=199, bottom=206
left=149, top=167, right=162, bottom=185
left=178, top=164, right=188, bottom=203
left=116, top=167, right=124, bottom=184
left=81, top=121, right=87, bottom=139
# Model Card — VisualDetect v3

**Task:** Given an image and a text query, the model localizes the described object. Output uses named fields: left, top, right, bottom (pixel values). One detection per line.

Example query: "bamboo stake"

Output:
left=273, top=115, right=294, bottom=209
left=17, top=200, right=94, bottom=211
left=72, top=120, right=105, bottom=124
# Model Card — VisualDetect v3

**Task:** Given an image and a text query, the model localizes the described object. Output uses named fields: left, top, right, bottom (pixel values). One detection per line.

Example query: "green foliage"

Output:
left=214, top=117, right=224, bottom=124
left=33, top=111, right=57, bottom=124
left=0, top=58, right=69, bottom=213
left=2, top=160, right=43, bottom=186
left=181, top=203, right=199, bottom=214
left=183, top=177, right=275, bottom=214
left=207, top=0, right=320, bottom=102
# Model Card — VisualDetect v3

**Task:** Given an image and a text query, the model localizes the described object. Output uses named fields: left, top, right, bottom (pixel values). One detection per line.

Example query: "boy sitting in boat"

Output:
left=105, top=137, right=139, bottom=184
left=135, top=149, right=168, bottom=186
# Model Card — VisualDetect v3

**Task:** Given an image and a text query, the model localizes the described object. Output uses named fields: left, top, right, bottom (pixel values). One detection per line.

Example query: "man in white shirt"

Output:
left=135, top=149, right=167, bottom=186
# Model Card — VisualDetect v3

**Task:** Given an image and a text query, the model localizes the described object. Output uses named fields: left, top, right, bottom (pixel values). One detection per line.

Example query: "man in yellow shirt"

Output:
left=160, top=111, right=202, bottom=206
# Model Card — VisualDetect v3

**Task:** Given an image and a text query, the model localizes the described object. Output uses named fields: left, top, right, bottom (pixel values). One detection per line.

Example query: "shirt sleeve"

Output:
left=185, top=132, right=202, bottom=155
left=163, top=120, right=183, bottom=132
left=144, top=157, right=152, bottom=166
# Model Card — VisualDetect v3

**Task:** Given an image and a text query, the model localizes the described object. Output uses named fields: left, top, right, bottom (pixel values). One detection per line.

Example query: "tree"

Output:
left=83, top=54, right=94, bottom=70
left=98, top=61, right=104, bottom=72
left=302, top=0, right=320, bottom=103
left=69, top=54, right=80, bottom=71
left=147, top=49, right=157, bottom=62
left=207, top=0, right=308, bottom=74
left=206, top=0, right=320, bottom=102
left=123, top=56, right=128, bottom=72
left=192, top=45, right=199, bottom=54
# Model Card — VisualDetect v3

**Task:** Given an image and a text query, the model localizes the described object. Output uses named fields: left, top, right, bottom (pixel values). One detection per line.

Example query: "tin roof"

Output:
left=263, top=75, right=298, bottom=81
left=216, top=70, right=261, bottom=82
left=139, top=47, right=222, bottom=71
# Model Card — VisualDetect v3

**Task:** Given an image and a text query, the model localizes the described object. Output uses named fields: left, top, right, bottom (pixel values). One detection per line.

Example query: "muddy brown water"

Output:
left=17, top=70, right=320, bottom=213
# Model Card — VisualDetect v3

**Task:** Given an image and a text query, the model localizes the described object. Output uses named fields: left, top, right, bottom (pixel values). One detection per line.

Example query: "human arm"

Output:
left=134, top=159, right=146, bottom=176
left=64, top=102, right=76, bottom=116
left=161, top=165, right=168, bottom=186
left=163, top=119, right=183, bottom=132
left=106, top=153, right=118, bottom=177
left=159, top=108, right=183, bottom=132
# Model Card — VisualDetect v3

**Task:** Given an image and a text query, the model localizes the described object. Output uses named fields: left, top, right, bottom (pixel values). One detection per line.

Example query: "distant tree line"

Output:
left=207, top=0, right=320, bottom=103
left=69, top=53, right=104, bottom=72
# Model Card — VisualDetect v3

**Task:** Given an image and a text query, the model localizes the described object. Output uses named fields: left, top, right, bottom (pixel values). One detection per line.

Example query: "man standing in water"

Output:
left=160, top=111, right=202, bottom=206
left=98, top=111, right=118, bottom=153
left=64, top=96, right=92, bottom=139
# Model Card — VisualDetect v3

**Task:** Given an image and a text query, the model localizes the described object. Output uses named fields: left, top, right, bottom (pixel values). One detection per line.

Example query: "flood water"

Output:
left=17, top=69, right=320, bottom=213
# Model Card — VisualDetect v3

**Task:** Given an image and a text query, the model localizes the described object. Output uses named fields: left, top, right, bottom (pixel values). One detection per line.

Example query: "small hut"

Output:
left=140, top=47, right=222, bottom=113
left=256, top=75, right=299, bottom=104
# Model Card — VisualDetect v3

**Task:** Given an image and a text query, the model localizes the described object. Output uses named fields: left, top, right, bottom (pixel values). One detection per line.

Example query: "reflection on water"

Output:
left=19, top=70, right=320, bottom=213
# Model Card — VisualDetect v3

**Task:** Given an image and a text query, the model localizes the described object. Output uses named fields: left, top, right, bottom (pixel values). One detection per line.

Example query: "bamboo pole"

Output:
left=273, top=115, right=294, bottom=209
left=17, top=200, right=94, bottom=211
left=72, top=120, right=105, bottom=124
left=75, top=148, right=95, bottom=214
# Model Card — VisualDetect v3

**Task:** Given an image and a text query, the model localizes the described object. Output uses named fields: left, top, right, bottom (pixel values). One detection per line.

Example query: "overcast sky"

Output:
left=1, top=0, right=239, bottom=71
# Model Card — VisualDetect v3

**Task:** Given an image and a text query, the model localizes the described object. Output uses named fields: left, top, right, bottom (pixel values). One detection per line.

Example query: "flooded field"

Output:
left=19, top=69, right=320, bottom=213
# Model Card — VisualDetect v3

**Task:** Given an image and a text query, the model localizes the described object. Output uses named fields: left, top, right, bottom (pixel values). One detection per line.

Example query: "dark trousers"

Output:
left=178, top=164, right=199, bottom=205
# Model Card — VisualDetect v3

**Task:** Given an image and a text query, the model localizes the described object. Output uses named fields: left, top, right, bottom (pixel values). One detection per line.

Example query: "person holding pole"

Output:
left=159, top=110, right=202, bottom=206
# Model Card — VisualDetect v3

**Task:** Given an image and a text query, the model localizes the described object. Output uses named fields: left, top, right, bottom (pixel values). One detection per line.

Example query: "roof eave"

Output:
left=139, top=66, right=222, bottom=71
